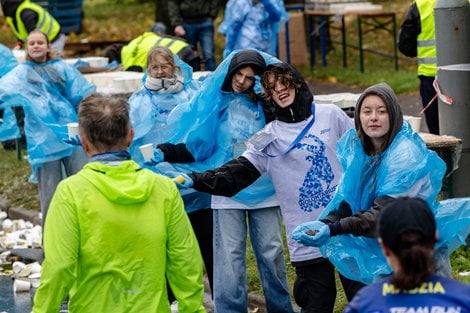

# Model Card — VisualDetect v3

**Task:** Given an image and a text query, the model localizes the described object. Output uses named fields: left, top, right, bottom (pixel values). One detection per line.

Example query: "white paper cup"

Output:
left=139, top=144, right=154, bottom=162
left=2, top=219, right=13, bottom=232
left=13, top=279, right=31, bottom=292
left=404, top=116, right=422, bottom=133
left=30, top=278, right=41, bottom=288
left=12, top=261, right=26, bottom=274
left=30, top=262, right=42, bottom=274
left=67, top=122, right=79, bottom=139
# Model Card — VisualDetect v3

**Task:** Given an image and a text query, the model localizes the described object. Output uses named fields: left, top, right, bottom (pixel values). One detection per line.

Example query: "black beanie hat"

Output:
left=379, top=197, right=436, bottom=253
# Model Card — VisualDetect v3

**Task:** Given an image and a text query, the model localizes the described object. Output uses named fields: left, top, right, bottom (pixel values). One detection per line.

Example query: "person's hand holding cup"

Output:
left=65, top=122, right=81, bottom=146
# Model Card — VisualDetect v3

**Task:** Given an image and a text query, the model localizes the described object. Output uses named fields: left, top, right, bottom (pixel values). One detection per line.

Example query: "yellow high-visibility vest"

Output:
left=416, top=0, right=437, bottom=76
left=6, top=0, right=60, bottom=42
left=121, top=32, right=188, bottom=70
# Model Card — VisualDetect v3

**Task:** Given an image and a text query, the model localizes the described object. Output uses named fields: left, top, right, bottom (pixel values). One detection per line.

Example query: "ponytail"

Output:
left=391, top=232, right=435, bottom=290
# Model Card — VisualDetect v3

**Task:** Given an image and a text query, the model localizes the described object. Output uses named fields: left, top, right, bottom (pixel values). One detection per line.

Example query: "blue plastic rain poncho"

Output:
left=0, top=44, right=17, bottom=77
left=129, top=55, right=201, bottom=163
left=0, top=44, right=20, bottom=141
left=153, top=50, right=281, bottom=210
left=0, top=59, right=95, bottom=179
left=218, top=0, right=288, bottom=58
left=318, top=122, right=470, bottom=284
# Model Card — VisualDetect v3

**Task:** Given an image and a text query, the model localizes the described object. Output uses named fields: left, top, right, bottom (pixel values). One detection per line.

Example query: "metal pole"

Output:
left=392, top=14, right=399, bottom=71
left=357, top=16, right=364, bottom=72
left=341, top=15, right=347, bottom=67
left=435, top=0, right=470, bottom=197
left=285, top=21, right=291, bottom=64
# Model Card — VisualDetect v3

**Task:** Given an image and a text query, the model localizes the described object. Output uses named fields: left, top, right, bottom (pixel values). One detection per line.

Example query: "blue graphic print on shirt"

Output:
left=296, top=134, right=336, bottom=212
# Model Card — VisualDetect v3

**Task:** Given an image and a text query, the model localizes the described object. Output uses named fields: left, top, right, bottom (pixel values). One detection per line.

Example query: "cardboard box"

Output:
left=277, top=12, right=309, bottom=66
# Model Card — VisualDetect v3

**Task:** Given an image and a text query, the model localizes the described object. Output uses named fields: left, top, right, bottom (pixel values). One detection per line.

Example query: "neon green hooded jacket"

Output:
left=33, top=160, right=206, bottom=313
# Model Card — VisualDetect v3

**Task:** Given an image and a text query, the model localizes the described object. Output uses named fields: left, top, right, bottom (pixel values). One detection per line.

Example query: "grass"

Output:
left=0, top=146, right=39, bottom=211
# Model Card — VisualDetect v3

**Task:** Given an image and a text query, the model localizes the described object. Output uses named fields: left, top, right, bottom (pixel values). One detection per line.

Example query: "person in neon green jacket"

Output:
left=32, top=94, right=206, bottom=313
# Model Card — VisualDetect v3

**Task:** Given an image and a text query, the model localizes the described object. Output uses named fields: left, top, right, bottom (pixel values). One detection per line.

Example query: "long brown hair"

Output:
left=391, top=232, right=436, bottom=290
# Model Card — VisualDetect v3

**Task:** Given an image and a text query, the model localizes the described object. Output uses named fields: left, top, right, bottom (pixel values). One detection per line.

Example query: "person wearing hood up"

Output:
left=291, top=83, right=451, bottom=284
left=170, top=62, right=364, bottom=312
left=32, top=94, right=206, bottom=313
left=148, top=50, right=294, bottom=312
left=0, top=0, right=66, bottom=53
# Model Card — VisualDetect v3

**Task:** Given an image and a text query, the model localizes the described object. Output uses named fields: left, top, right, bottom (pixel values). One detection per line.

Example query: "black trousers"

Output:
left=293, top=258, right=365, bottom=313
left=168, top=208, right=213, bottom=302
left=420, top=75, right=439, bottom=135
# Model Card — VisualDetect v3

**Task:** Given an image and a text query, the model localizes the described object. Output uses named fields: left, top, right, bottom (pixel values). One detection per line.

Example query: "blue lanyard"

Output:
left=263, top=103, right=316, bottom=158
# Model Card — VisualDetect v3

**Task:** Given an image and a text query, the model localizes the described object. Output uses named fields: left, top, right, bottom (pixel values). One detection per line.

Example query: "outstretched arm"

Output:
left=292, top=196, right=394, bottom=247
left=189, top=156, right=261, bottom=196
left=322, top=196, right=394, bottom=237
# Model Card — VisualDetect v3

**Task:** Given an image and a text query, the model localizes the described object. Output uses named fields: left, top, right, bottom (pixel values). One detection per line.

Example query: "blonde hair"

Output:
left=25, top=29, right=58, bottom=63
left=146, top=46, right=180, bottom=77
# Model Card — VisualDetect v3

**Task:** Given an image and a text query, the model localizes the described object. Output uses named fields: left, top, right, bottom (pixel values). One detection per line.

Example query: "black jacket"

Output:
left=398, top=3, right=420, bottom=58
left=321, top=196, right=394, bottom=237
left=1, top=0, right=61, bottom=43
left=167, top=0, right=221, bottom=27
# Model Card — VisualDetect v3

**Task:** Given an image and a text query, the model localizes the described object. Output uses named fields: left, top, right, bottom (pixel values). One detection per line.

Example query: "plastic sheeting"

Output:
left=0, top=44, right=17, bottom=77
left=129, top=55, right=201, bottom=164
left=128, top=56, right=206, bottom=213
left=317, top=122, right=467, bottom=284
left=149, top=50, right=281, bottom=209
left=218, top=0, right=288, bottom=58
left=0, top=108, right=21, bottom=141
left=0, top=45, right=20, bottom=141
left=0, top=59, right=95, bottom=179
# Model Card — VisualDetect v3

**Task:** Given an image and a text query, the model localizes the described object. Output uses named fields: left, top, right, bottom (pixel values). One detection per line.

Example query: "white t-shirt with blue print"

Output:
left=243, top=103, right=354, bottom=262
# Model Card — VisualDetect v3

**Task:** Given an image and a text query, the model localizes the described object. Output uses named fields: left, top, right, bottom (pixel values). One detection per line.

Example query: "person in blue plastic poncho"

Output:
left=127, top=46, right=211, bottom=302
left=169, top=62, right=365, bottom=312
left=148, top=50, right=295, bottom=312
left=345, top=197, right=470, bottom=312
left=291, top=82, right=466, bottom=285
left=0, top=30, right=95, bottom=227
left=0, top=43, right=20, bottom=144
left=129, top=46, right=201, bottom=164
left=218, top=0, right=288, bottom=59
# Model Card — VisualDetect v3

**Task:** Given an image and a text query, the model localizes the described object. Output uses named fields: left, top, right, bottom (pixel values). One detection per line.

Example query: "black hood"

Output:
left=221, top=50, right=266, bottom=92
left=1, top=0, right=23, bottom=17
left=354, top=82, right=403, bottom=153
left=262, top=63, right=313, bottom=123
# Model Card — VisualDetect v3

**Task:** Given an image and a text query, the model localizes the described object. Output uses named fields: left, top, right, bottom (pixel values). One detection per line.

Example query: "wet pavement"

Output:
left=0, top=276, right=36, bottom=313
